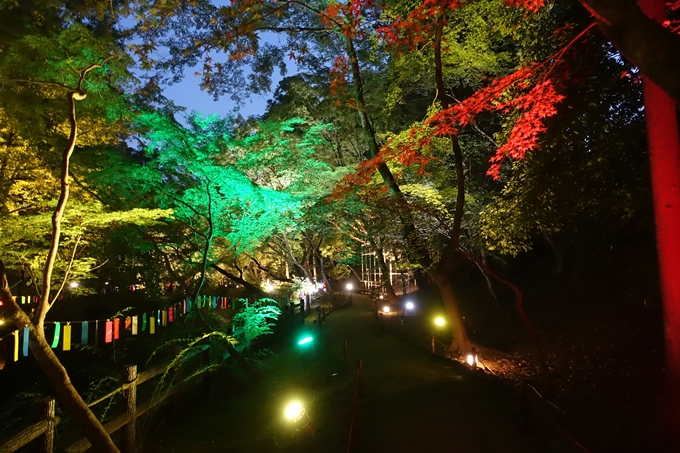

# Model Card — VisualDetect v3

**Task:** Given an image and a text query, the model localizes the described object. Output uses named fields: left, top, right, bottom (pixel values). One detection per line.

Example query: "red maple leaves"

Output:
left=486, top=80, right=564, bottom=178
left=380, top=64, right=566, bottom=180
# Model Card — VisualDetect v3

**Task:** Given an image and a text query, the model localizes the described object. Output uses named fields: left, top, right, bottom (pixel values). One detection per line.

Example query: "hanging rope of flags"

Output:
left=0, top=294, right=288, bottom=370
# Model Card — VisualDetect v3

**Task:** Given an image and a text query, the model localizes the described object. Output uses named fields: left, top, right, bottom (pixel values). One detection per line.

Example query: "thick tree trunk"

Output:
left=430, top=268, right=471, bottom=355
left=579, top=0, right=680, bottom=104
left=433, top=21, right=472, bottom=350
left=637, top=0, right=680, bottom=444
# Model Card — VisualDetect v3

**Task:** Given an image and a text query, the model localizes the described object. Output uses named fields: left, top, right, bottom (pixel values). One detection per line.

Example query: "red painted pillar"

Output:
left=638, top=0, right=680, bottom=439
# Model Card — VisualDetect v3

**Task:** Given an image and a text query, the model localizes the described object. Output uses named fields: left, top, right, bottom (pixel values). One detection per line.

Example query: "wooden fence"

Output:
left=0, top=345, right=210, bottom=453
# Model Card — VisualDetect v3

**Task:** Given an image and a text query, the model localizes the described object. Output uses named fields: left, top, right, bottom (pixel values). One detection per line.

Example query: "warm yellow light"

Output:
left=265, top=283, right=275, bottom=292
left=466, top=354, right=478, bottom=366
left=382, top=305, right=390, bottom=313
left=0, top=319, right=4, bottom=325
left=284, top=402, right=304, bottom=421
left=379, top=294, right=384, bottom=299
left=434, top=316, right=445, bottom=327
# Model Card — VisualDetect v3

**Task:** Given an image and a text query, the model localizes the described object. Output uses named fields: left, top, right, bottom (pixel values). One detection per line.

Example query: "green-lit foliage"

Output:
left=0, top=198, right=171, bottom=285
left=231, top=298, right=282, bottom=350
left=95, top=111, right=346, bottom=293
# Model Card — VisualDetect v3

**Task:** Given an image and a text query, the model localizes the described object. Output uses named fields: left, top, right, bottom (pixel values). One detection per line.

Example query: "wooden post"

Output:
left=343, top=340, right=348, bottom=367
left=122, top=365, right=137, bottom=453
left=355, top=359, right=363, bottom=398
left=38, top=398, right=55, bottom=453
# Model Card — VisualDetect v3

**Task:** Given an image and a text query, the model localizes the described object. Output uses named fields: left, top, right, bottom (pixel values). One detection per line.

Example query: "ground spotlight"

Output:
left=284, top=401, right=315, bottom=433
left=297, top=335, right=313, bottom=346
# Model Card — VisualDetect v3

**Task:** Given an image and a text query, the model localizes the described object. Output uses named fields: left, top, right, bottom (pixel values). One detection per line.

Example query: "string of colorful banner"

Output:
left=0, top=295, right=241, bottom=370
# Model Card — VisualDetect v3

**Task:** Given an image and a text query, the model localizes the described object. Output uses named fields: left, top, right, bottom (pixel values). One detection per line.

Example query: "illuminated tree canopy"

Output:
left=1, top=0, right=679, bottom=449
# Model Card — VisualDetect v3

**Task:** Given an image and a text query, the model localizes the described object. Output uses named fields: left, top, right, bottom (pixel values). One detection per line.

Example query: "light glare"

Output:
left=405, top=302, right=414, bottom=310
left=285, top=401, right=304, bottom=421
left=298, top=336, right=313, bottom=345
left=434, top=316, right=445, bottom=327
left=382, top=305, right=390, bottom=313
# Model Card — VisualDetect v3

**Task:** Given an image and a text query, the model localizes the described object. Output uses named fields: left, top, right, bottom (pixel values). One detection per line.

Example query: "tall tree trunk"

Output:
left=345, top=36, right=426, bottom=263
left=0, top=62, right=120, bottom=452
left=277, top=233, right=314, bottom=282
left=638, top=0, right=680, bottom=443
left=346, top=27, right=472, bottom=353
left=305, top=234, right=338, bottom=306
left=372, top=245, right=399, bottom=305
left=193, top=180, right=214, bottom=305
left=433, top=21, right=472, bottom=353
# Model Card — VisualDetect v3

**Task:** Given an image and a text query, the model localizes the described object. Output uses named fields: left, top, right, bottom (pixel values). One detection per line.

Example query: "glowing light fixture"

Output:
left=405, top=301, right=415, bottom=311
left=283, top=400, right=315, bottom=433
left=265, top=282, right=275, bottom=293
left=431, top=316, right=446, bottom=355
left=285, top=401, right=304, bottom=421
left=298, top=336, right=313, bottom=346
left=382, top=305, right=390, bottom=313
left=467, top=347, right=479, bottom=369
left=69, top=282, right=78, bottom=289
left=379, top=294, right=384, bottom=299
left=346, top=283, right=353, bottom=291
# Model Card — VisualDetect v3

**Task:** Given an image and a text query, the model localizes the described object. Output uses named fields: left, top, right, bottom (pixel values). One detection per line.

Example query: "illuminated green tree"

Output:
left=99, top=113, right=345, bottom=301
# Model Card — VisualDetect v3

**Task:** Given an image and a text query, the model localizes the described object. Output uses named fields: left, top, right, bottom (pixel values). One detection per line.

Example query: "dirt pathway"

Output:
left=143, top=295, right=579, bottom=453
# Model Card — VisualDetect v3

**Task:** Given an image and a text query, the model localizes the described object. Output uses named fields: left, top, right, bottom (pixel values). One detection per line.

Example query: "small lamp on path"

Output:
left=432, top=316, right=446, bottom=355
left=284, top=401, right=315, bottom=433
left=466, top=347, right=478, bottom=370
